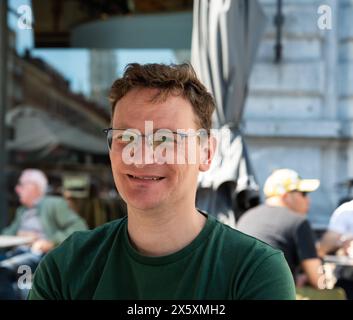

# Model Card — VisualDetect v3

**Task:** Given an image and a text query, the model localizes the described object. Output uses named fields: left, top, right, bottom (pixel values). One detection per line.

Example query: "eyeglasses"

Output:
left=103, top=128, right=208, bottom=152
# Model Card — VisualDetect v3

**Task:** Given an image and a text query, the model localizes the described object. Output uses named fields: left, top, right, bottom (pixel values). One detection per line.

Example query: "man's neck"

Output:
left=127, top=203, right=206, bottom=257
left=265, top=197, right=285, bottom=208
left=265, top=197, right=304, bottom=216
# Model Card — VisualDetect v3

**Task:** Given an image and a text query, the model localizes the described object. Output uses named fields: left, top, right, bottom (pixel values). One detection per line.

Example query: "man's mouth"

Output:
left=127, top=174, right=165, bottom=181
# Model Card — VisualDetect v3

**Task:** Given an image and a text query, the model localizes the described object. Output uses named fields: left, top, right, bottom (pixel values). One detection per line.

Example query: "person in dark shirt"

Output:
left=237, top=168, right=323, bottom=289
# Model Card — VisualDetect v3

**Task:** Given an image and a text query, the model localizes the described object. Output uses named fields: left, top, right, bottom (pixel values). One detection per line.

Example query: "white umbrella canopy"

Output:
left=191, top=0, right=267, bottom=227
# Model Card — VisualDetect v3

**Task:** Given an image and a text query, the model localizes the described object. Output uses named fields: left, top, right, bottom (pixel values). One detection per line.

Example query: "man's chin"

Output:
left=127, top=197, right=166, bottom=212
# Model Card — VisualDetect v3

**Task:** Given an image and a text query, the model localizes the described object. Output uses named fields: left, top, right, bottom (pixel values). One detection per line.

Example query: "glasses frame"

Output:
left=103, top=127, right=208, bottom=151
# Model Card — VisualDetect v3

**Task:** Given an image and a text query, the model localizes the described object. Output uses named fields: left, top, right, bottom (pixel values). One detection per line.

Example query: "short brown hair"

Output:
left=109, top=63, right=215, bottom=131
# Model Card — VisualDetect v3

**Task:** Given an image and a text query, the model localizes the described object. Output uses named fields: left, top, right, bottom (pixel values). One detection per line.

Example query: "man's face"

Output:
left=284, top=191, right=310, bottom=214
left=15, top=174, right=42, bottom=207
left=109, top=88, right=213, bottom=212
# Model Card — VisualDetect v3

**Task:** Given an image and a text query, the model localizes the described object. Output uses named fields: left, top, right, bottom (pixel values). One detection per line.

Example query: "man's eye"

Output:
left=116, top=134, right=135, bottom=142
left=126, top=135, right=135, bottom=142
left=115, top=135, right=124, bottom=141
left=157, top=135, right=174, bottom=143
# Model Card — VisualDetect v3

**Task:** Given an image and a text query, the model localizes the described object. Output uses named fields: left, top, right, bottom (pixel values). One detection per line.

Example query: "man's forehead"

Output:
left=19, top=178, right=34, bottom=184
left=112, top=88, right=200, bottom=133
left=112, top=116, right=198, bottom=132
left=111, top=125, right=201, bottom=134
left=115, top=87, right=192, bottom=110
left=19, top=174, right=36, bottom=184
left=112, top=119, right=199, bottom=132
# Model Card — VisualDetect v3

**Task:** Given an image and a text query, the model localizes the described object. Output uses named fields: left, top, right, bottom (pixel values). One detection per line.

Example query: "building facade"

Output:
left=89, top=49, right=117, bottom=109
left=243, top=0, right=353, bottom=229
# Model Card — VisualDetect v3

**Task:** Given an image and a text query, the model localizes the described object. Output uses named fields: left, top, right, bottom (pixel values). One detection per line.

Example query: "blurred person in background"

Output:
left=0, top=169, right=87, bottom=299
left=237, top=169, right=323, bottom=289
left=318, top=200, right=353, bottom=257
left=317, top=201, right=353, bottom=299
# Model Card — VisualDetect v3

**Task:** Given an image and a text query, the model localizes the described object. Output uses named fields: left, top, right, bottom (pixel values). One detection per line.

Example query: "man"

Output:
left=1, top=169, right=88, bottom=249
left=29, top=63, right=295, bottom=300
left=237, top=169, right=323, bottom=289
left=0, top=169, right=87, bottom=299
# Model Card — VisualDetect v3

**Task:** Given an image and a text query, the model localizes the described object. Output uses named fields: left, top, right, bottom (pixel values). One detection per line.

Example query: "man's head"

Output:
left=109, top=63, right=215, bottom=132
left=264, top=169, right=320, bottom=214
left=15, top=169, right=48, bottom=208
left=108, top=63, right=216, bottom=211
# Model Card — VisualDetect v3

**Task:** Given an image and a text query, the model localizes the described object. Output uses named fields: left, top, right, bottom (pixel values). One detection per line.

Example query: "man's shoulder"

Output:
left=231, top=228, right=295, bottom=300
left=239, top=204, right=297, bottom=219
left=240, top=204, right=267, bottom=216
left=213, top=217, right=294, bottom=298
left=39, top=195, right=67, bottom=207
left=239, top=204, right=305, bottom=226
left=45, top=217, right=126, bottom=265
left=31, top=218, right=127, bottom=299
left=282, top=206, right=307, bottom=222
left=332, top=200, right=353, bottom=218
left=328, top=201, right=353, bottom=232
left=213, top=216, right=283, bottom=259
left=236, top=205, right=266, bottom=226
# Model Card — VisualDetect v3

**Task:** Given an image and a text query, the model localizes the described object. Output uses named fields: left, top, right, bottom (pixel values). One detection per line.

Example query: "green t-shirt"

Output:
left=28, top=213, right=295, bottom=300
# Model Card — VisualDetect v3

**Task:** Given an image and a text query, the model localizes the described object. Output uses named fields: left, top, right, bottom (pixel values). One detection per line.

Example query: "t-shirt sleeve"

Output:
left=27, top=253, right=63, bottom=300
left=237, top=252, right=296, bottom=300
left=294, top=219, right=318, bottom=262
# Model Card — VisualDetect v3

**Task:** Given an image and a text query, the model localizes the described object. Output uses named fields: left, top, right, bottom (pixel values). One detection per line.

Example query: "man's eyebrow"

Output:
left=111, top=128, right=180, bottom=134
left=111, top=123, right=131, bottom=128
left=153, top=127, right=180, bottom=132
left=111, top=125, right=181, bottom=132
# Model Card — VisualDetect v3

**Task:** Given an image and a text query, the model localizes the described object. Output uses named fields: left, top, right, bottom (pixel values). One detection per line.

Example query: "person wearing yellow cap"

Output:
left=237, top=168, right=323, bottom=289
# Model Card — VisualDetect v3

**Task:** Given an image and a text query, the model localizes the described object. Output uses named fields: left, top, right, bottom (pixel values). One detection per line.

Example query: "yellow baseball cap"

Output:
left=263, top=169, right=320, bottom=198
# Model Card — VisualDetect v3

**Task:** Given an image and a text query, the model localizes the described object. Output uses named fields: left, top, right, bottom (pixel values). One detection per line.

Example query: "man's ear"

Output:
left=199, top=136, right=217, bottom=172
left=281, top=192, right=291, bottom=206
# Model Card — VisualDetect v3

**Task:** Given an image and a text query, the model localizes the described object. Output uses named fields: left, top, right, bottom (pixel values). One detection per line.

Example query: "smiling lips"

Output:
left=127, top=174, right=165, bottom=181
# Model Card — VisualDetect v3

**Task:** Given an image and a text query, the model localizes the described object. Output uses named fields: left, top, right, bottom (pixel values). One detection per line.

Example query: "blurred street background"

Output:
left=1, top=0, right=353, bottom=238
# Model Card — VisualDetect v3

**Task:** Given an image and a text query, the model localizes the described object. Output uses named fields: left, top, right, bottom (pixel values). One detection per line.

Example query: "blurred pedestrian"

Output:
left=318, top=201, right=353, bottom=257
left=0, top=169, right=87, bottom=299
left=237, top=168, right=323, bottom=289
left=318, top=200, right=353, bottom=299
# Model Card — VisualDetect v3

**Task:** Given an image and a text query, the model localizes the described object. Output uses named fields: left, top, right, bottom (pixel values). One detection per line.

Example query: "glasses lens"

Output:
left=105, top=129, right=206, bottom=152
left=108, top=129, right=140, bottom=152
left=153, top=130, right=176, bottom=148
